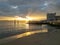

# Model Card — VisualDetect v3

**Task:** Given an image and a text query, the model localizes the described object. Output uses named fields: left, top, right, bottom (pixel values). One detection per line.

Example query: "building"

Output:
left=56, top=16, right=60, bottom=20
left=47, top=13, right=56, bottom=22
left=55, top=16, right=60, bottom=23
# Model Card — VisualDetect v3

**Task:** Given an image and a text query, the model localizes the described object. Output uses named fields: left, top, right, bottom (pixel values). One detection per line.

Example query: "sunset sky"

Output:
left=0, top=0, right=60, bottom=16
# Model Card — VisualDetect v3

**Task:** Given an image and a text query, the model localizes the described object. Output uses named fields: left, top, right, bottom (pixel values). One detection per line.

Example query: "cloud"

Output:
left=0, top=0, right=60, bottom=16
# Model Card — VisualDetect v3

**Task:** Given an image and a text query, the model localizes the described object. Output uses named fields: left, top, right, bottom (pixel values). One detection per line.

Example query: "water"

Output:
left=0, top=21, right=59, bottom=39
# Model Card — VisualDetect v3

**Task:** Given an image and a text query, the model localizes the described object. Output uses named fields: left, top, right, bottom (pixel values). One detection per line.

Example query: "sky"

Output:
left=0, top=0, right=60, bottom=16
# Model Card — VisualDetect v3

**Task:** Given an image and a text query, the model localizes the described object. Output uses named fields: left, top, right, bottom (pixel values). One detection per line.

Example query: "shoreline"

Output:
left=1, top=29, right=60, bottom=45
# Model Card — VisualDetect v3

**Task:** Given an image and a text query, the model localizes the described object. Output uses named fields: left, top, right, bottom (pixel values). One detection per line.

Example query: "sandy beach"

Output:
left=1, top=30, right=60, bottom=45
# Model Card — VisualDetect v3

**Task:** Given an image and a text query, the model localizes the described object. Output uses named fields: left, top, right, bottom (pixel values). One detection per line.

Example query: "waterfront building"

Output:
left=47, top=13, right=56, bottom=22
left=56, top=16, right=60, bottom=20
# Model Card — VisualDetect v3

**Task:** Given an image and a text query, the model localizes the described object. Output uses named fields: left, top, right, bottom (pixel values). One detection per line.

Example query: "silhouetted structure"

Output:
left=56, top=16, right=60, bottom=20
left=47, top=13, right=56, bottom=22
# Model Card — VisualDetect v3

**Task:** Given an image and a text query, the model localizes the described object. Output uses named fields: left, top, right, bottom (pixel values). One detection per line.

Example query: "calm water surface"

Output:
left=0, top=21, right=59, bottom=39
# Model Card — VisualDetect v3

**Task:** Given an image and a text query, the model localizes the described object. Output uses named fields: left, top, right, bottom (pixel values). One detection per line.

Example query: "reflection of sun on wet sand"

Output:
left=17, top=29, right=48, bottom=38
left=1, top=30, right=60, bottom=45
left=0, top=29, right=48, bottom=44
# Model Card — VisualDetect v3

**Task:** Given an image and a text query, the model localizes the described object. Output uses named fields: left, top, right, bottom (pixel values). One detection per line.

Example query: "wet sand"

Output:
left=1, top=30, right=60, bottom=45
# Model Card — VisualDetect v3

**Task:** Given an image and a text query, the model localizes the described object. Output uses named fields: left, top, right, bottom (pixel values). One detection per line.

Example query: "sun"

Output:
left=15, top=16, right=26, bottom=20
left=15, top=16, right=33, bottom=21
left=26, top=16, right=33, bottom=21
left=14, top=16, right=34, bottom=23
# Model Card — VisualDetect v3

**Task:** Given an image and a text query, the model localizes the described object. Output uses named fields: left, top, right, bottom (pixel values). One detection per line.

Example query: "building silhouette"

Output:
left=47, top=13, right=56, bottom=22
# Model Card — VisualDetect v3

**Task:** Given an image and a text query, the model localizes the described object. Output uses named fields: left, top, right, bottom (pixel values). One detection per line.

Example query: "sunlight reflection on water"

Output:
left=0, top=21, right=49, bottom=44
left=0, top=21, right=59, bottom=44
left=0, top=29, right=48, bottom=44
left=16, top=29, right=48, bottom=38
